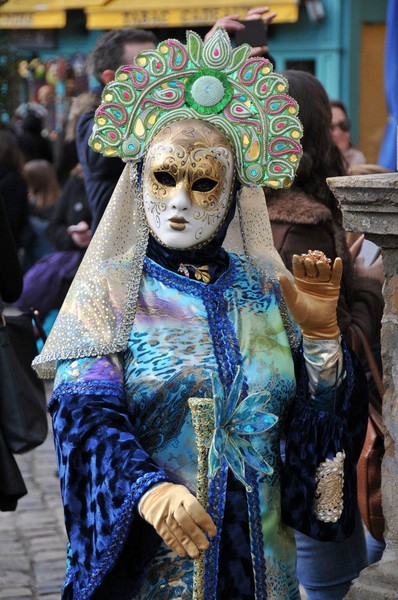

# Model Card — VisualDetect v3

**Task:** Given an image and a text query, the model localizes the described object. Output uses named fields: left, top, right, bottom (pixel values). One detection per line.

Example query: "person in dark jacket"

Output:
left=53, top=91, right=99, bottom=187
left=0, top=195, right=28, bottom=511
left=47, top=164, right=91, bottom=251
left=13, top=166, right=91, bottom=321
left=266, top=69, right=383, bottom=600
left=22, top=159, right=59, bottom=270
left=0, top=194, right=23, bottom=303
left=14, top=103, right=53, bottom=164
left=47, top=93, right=97, bottom=252
left=76, top=28, right=157, bottom=232
left=13, top=168, right=91, bottom=328
left=267, top=71, right=383, bottom=350
left=0, top=127, right=28, bottom=250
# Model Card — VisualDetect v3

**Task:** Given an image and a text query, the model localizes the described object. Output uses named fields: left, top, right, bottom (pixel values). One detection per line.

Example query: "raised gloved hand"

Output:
left=278, top=251, right=342, bottom=340
left=140, top=483, right=217, bottom=558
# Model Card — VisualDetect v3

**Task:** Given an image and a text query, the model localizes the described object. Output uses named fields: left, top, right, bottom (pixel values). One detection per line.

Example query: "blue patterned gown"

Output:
left=50, top=253, right=367, bottom=599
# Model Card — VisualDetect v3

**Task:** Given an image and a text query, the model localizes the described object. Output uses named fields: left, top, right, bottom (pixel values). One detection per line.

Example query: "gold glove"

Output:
left=278, top=251, right=343, bottom=340
left=140, top=483, right=217, bottom=558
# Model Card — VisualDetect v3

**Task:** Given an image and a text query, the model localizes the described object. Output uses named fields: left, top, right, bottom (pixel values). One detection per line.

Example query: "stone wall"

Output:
left=328, top=173, right=398, bottom=599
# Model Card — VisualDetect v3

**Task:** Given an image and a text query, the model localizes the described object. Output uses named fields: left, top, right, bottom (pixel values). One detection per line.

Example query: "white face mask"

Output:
left=142, top=120, right=235, bottom=249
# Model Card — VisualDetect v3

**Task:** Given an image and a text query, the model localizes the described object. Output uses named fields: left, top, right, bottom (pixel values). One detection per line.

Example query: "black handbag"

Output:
left=0, top=426, right=28, bottom=511
left=0, top=304, right=48, bottom=454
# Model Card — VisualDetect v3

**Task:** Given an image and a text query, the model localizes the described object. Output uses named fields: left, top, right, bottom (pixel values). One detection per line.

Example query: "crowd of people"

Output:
left=0, top=8, right=388, bottom=600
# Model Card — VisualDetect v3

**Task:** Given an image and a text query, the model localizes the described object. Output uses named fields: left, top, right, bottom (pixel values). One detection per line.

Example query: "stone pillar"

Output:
left=327, top=173, right=398, bottom=599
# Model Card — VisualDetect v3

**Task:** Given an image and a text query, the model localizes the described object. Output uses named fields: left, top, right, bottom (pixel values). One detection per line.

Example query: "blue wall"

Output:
left=270, top=0, right=344, bottom=100
left=38, top=12, right=101, bottom=62
left=265, top=0, right=387, bottom=146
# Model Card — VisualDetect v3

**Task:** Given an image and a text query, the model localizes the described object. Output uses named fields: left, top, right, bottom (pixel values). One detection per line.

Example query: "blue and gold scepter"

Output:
left=188, top=368, right=278, bottom=600
left=188, top=397, right=215, bottom=600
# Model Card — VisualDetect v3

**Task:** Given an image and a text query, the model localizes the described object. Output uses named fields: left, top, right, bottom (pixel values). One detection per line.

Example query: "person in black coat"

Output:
left=47, top=164, right=91, bottom=252
left=13, top=89, right=95, bottom=321
left=76, top=28, right=157, bottom=232
left=15, top=104, right=53, bottom=164
left=0, top=194, right=23, bottom=302
left=76, top=111, right=124, bottom=233
left=0, top=195, right=28, bottom=511
left=0, top=128, right=29, bottom=250
left=13, top=92, right=95, bottom=322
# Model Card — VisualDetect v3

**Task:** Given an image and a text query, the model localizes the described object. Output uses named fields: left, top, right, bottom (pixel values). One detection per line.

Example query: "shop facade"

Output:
left=0, top=0, right=389, bottom=162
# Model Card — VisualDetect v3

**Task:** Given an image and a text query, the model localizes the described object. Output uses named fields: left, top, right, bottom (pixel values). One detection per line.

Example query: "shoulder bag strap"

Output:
left=350, top=322, right=384, bottom=436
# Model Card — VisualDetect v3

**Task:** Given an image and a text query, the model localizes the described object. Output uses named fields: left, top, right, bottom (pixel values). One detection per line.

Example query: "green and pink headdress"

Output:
left=89, top=27, right=303, bottom=189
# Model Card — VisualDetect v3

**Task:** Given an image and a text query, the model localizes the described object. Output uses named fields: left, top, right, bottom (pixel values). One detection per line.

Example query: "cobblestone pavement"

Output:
left=0, top=384, right=67, bottom=600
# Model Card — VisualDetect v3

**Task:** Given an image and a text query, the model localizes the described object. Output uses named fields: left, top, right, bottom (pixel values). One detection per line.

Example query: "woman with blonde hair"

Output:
left=22, top=159, right=60, bottom=269
left=23, top=159, right=59, bottom=212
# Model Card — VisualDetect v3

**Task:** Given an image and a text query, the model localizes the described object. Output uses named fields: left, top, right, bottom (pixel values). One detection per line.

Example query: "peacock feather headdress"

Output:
left=89, top=28, right=303, bottom=189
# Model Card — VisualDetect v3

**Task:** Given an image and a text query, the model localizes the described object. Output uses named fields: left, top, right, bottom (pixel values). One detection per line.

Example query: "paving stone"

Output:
left=0, top=516, right=18, bottom=533
left=0, top=557, right=29, bottom=572
left=0, top=590, right=33, bottom=599
left=0, top=573, right=31, bottom=587
left=34, top=549, right=66, bottom=563
left=29, top=537, right=65, bottom=552
left=15, top=512, right=58, bottom=531
left=35, top=583, right=62, bottom=595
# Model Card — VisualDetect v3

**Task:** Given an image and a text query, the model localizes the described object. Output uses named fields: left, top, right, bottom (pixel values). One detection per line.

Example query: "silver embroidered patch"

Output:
left=314, top=450, right=346, bottom=522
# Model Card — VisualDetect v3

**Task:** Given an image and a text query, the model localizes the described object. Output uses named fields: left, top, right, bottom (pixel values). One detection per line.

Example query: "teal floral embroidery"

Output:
left=208, top=367, right=278, bottom=491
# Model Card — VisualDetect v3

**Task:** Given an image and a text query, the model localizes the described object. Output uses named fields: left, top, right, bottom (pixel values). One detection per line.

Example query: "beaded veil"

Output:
left=33, top=28, right=303, bottom=378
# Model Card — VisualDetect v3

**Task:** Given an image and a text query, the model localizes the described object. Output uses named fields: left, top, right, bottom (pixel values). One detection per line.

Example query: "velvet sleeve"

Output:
left=281, top=341, right=368, bottom=542
left=49, top=372, right=170, bottom=599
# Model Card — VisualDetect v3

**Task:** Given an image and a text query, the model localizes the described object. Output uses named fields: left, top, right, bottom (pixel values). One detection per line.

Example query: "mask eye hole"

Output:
left=154, top=171, right=176, bottom=187
left=192, top=178, right=218, bottom=192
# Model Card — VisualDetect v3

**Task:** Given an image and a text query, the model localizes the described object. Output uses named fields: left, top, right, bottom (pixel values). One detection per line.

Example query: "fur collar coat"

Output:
left=265, top=188, right=383, bottom=347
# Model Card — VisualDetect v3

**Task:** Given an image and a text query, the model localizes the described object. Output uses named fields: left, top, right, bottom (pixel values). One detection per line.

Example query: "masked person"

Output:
left=33, top=29, right=368, bottom=600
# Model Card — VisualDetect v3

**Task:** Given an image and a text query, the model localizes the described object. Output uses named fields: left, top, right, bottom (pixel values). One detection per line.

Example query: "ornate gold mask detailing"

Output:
left=314, top=450, right=345, bottom=522
left=143, top=120, right=235, bottom=250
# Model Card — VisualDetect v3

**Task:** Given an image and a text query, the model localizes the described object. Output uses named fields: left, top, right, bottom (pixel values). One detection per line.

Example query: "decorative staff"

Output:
left=188, top=397, right=215, bottom=600
left=189, top=367, right=278, bottom=599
